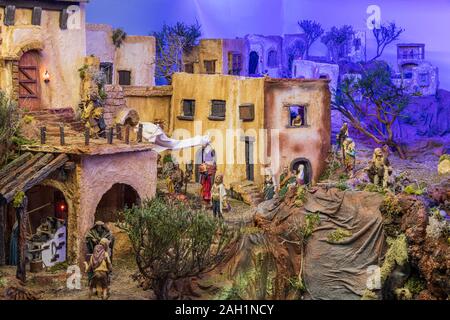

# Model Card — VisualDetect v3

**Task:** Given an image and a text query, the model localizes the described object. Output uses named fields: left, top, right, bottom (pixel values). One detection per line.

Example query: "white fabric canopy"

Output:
left=138, top=122, right=211, bottom=153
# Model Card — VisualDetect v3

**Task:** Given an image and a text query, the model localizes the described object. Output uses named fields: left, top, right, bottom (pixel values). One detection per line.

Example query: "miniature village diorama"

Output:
left=0, top=0, right=448, bottom=301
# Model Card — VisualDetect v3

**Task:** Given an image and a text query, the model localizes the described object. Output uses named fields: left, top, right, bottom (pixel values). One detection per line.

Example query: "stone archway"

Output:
left=95, top=183, right=140, bottom=223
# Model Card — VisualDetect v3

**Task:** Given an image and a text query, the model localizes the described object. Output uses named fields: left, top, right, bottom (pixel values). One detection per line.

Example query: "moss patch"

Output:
left=380, top=234, right=408, bottom=283
left=13, top=191, right=25, bottom=208
left=327, top=228, right=352, bottom=243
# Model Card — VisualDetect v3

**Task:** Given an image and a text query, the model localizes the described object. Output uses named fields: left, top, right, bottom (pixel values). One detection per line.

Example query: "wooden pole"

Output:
left=137, top=124, right=143, bottom=143
left=84, top=127, right=90, bottom=146
left=125, top=126, right=130, bottom=144
left=107, top=127, right=114, bottom=144
left=59, top=123, right=65, bottom=146
left=16, top=195, right=28, bottom=283
left=0, top=198, right=6, bottom=266
left=40, top=127, right=46, bottom=145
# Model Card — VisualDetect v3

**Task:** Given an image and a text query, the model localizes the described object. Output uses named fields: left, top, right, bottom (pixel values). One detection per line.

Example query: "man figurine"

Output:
left=262, top=168, right=276, bottom=201
left=336, top=123, right=349, bottom=159
left=342, top=138, right=356, bottom=177
left=292, top=114, right=303, bottom=127
left=211, top=174, right=226, bottom=219
left=85, top=221, right=115, bottom=261
left=84, top=238, right=112, bottom=300
left=367, top=148, right=392, bottom=188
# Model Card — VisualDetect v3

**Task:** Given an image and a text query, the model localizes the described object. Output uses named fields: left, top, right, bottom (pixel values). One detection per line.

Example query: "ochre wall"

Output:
left=0, top=6, right=87, bottom=109
left=264, top=79, right=331, bottom=184
left=170, top=73, right=266, bottom=186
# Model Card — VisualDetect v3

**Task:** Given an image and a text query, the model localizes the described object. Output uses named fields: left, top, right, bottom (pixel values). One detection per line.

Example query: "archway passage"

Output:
left=18, top=50, right=41, bottom=110
left=95, top=183, right=140, bottom=223
left=290, top=158, right=313, bottom=185
left=249, top=51, right=259, bottom=75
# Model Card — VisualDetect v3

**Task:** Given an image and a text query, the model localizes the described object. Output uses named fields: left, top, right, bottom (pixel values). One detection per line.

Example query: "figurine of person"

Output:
left=336, top=123, right=349, bottom=159
left=367, top=148, right=392, bottom=188
left=85, top=221, right=115, bottom=261
left=342, top=137, right=356, bottom=177
left=262, top=168, right=276, bottom=201
left=199, top=163, right=212, bottom=204
left=211, top=174, right=226, bottom=219
left=84, top=238, right=112, bottom=300
left=296, top=164, right=305, bottom=185
left=292, top=114, right=303, bottom=127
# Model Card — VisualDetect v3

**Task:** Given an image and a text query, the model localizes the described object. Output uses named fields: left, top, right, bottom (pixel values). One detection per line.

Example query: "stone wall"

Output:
left=103, top=85, right=126, bottom=127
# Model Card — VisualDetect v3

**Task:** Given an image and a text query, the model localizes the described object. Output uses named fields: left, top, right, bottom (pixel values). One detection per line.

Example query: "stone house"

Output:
left=291, top=59, right=339, bottom=95
left=393, top=43, right=439, bottom=96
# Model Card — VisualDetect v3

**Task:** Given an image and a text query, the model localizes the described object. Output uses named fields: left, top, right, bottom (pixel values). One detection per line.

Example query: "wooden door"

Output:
left=18, top=51, right=41, bottom=110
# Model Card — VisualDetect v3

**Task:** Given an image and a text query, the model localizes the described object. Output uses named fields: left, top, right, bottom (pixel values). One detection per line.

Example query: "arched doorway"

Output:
left=290, top=158, right=313, bottom=185
left=249, top=51, right=259, bottom=75
left=18, top=50, right=41, bottom=110
left=95, top=183, right=140, bottom=223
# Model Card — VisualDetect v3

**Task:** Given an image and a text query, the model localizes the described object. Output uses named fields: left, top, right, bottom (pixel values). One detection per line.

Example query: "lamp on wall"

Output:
left=43, top=70, right=50, bottom=83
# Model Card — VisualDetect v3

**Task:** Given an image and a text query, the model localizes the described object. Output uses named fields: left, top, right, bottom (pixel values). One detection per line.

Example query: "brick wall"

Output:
left=103, top=85, right=126, bottom=127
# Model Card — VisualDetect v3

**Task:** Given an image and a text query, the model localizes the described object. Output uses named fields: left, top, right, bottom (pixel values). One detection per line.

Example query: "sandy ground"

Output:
left=0, top=180, right=252, bottom=300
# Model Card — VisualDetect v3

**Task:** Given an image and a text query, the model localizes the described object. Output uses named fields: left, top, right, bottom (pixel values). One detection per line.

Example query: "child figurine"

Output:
left=211, top=174, right=226, bottom=219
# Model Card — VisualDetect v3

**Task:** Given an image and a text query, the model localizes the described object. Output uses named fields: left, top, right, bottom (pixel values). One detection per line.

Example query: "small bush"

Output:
left=439, top=154, right=450, bottom=163
left=404, top=276, right=426, bottom=295
left=380, top=194, right=402, bottom=220
left=380, top=234, right=408, bottom=283
left=404, top=184, right=425, bottom=196
left=294, top=185, right=307, bottom=207
left=299, top=213, right=321, bottom=241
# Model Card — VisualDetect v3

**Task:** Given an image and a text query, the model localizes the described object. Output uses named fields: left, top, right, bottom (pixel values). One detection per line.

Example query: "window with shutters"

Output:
left=204, top=60, right=216, bottom=74
left=178, top=99, right=195, bottom=120
left=228, top=52, right=242, bottom=75
left=100, top=62, right=113, bottom=84
left=118, top=70, right=131, bottom=86
left=239, top=104, right=255, bottom=121
left=184, top=63, right=194, bottom=74
left=267, top=50, right=278, bottom=68
left=209, top=100, right=226, bottom=120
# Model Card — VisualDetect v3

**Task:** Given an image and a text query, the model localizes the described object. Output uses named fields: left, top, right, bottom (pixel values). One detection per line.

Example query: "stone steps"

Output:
left=229, top=181, right=264, bottom=206
left=26, top=108, right=84, bottom=137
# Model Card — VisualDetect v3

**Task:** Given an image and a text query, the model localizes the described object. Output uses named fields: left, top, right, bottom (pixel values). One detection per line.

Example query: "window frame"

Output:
left=208, top=100, right=226, bottom=121
left=239, top=104, right=255, bottom=121
left=100, top=62, right=114, bottom=85
left=118, top=70, right=131, bottom=86
left=285, top=104, right=309, bottom=128
left=177, top=99, right=196, bottom=121
left=204, top=60, right=217, bottom=74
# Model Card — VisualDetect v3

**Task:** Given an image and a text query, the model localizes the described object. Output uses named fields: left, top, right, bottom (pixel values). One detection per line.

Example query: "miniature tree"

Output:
left=112, top=28, right=127, bottom=48
left=0, top=91, right=20, bottom=166
left=119, top=196, right=231, bottom=300
left=332, top=62, right=410, bottom=158
left=152, top=21, right=201, bottom=84
left=370, top=22, right=404, bottom=61
left=321, top=25, right=354, bottom=62
left=286, top=40, right=306, bottom=77
left=297, top=20, right=324, bottom=59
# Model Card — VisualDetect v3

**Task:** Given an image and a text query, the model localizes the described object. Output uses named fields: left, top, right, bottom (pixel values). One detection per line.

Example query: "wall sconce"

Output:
left=43, top=70, right=50, bottom=83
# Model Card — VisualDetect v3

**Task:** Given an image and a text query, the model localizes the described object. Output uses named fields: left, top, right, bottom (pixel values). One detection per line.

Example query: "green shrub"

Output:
left=439, top=154, right=450, bottom=163
left=380, top=234, right=408, bottom=283
left=327, top=228, right=352, bottom=243
left=294, top=185, right=307, bottom=207
left=404, top=184, right=425, bottom=195
left=404, top=276, right=426, bottom=295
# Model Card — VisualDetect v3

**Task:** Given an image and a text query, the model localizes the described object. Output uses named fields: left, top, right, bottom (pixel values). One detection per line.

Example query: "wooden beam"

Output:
left=0, top=152, right=33, bottom=181
left=0, top=198, right=6, bottom=266
left=4, top=154, right=68, bottom=202
left=16, top=195, right=28, bottom=283
left=0, top=153, right=46, bottom=193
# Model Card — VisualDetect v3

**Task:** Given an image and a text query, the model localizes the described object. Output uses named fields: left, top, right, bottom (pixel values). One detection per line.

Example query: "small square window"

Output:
left=184, top=63, right=194, bottom=74
left=228, top=52, right=242, bottom=75
left=204, top=60, right=216, bottom=74
left=288, top=105, right=307, bottom=127
left=239, top=104, right=255, bottom=121
left=178, top=99, right=195, bottom=120
left=118, top=70, right=131, bottom=86
left=209, top=100, right=226, bottom=120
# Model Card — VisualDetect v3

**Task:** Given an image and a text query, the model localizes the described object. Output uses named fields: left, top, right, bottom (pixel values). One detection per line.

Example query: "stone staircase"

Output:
left=26, top=108, right=84, bottom=137
left=229, top=180, right=264, bottom=206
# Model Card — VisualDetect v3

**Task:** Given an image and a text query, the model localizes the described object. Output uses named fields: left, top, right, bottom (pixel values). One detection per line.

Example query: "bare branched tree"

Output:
left=370, top=22, right=404, bottom=61
left=152, top=21, right=201, bottom=84
left=298, top=20, right=324, bottom=59
left=333, top=63, right=410, bottom=158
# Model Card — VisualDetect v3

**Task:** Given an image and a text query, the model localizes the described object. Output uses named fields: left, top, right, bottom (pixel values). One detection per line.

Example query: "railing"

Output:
left=39, top=123, right=144, bottom=146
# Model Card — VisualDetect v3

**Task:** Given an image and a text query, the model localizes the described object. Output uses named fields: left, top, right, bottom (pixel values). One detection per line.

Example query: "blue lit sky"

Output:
left=86, top=0, right=450, bottom=89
